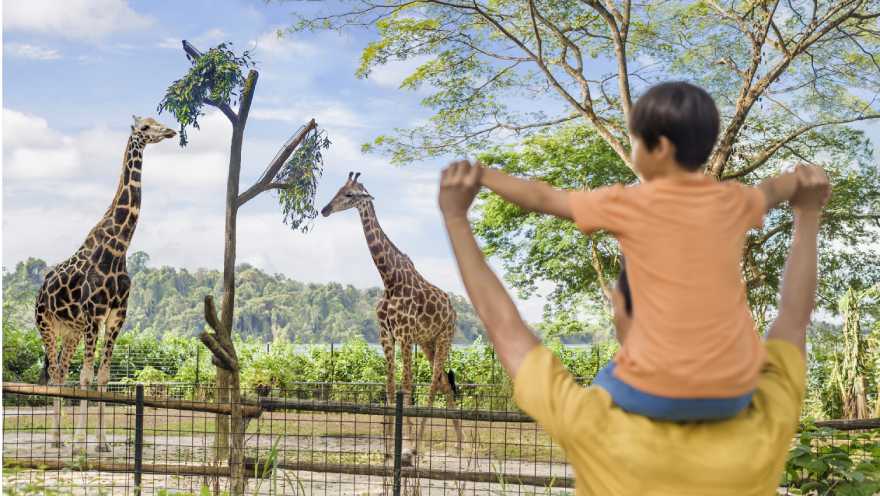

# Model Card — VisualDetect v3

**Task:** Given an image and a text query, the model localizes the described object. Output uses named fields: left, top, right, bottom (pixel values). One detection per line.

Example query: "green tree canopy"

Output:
left=290, top=0, right=879, bottom=177
left=475, top=123, right=879, bottom=332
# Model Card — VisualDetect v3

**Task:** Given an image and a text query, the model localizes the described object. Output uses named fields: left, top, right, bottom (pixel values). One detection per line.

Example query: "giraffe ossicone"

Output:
left=35, top=116, right=176, bottom=453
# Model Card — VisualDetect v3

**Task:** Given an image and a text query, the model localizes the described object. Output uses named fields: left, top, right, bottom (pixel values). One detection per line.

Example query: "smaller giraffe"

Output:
left=321, top=172, right=463, bottom=464
left=36, top=116, right=176, bottom=452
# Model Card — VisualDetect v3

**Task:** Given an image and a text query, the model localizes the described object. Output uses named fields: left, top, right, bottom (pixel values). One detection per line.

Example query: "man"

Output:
left=438, top=161, right=829, bottom=495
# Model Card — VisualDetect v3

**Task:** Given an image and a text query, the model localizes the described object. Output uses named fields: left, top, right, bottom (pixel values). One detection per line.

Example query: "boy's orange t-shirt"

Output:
left=570, top=175, right=768, bottom=398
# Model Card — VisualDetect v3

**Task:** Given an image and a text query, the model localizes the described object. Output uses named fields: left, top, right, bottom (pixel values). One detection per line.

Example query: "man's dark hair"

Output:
left=629, top=81, right=720, bottom=171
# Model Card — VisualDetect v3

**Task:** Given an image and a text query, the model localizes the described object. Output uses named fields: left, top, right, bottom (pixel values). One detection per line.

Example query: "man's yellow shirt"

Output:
left=514, top=339, right=805, bottom=495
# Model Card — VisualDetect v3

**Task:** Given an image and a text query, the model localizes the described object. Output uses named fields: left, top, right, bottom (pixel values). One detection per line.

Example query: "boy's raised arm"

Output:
left=757, top=168, right=800, bottom=212
left=480, top=165, right=573, bottom=220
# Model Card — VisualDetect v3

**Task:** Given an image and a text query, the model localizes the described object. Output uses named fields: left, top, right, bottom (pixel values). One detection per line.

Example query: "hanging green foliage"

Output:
left=275, top=127, right=332, bottom=232
left=157, top=43, right=254, bottom=145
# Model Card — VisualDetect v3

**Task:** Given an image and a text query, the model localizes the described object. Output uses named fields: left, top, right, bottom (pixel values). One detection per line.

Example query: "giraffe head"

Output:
left=320, top=171, right=375, bottom=217
left=131, top=115, right=177, bottom=144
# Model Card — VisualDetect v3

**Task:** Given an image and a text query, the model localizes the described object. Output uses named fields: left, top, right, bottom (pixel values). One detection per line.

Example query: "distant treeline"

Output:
left=3, top=252, right=498, bottom=344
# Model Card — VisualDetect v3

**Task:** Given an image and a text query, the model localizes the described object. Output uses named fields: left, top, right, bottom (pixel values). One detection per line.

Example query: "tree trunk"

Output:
left=214, top=119, right=243, bottom=466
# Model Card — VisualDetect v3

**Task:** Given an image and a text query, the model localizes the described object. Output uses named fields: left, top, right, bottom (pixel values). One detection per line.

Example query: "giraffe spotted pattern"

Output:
left=35, top=116, right=176, bottom=453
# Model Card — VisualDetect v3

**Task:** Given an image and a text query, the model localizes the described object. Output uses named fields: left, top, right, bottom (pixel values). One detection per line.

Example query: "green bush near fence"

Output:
left=1, top=322, right=616, bottom=407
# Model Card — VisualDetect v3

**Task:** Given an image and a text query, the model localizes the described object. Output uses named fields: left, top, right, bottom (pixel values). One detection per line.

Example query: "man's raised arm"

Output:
left=767, top=165, right=830, bottom=356
left=439, top=161, right=539, bottom=377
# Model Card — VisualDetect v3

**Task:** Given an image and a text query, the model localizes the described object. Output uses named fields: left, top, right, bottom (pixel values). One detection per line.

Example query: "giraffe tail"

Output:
left=446, top=370, right=460, bottom=401
left=38, top=355, right=50, bottom=385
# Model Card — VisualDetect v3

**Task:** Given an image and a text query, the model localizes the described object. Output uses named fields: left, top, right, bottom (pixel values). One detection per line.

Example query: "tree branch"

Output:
left=724, top=113, right=880, bottom=179
left=200, top=331, right=238, bottom=372
left=579, top=0, right=633, bottom=120
left=181, top=40, right=239, bottom=125
left=200, top=295, right=238, bottom=371
left=236, top=119, right=318, bottom=208
left=237, top=70, right=258, bottom=129
left=708, top=0, right=866, bottom=177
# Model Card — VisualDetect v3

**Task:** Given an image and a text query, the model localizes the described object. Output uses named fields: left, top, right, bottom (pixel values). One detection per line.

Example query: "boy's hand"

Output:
left=439, top=160, right=483, bottom=220
left=790, top=164, right=830, bottom=214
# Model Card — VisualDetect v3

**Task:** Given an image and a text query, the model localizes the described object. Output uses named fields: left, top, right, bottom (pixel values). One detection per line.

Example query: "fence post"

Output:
left=134, top=384, right=144, bottom=495
left=392, top=390, right=404, bottom=496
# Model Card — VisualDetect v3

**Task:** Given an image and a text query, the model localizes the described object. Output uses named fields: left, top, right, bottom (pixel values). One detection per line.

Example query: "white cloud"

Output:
left=3, top=109, right=65, bottom=148
left=250, top=29, right=317, bottom=59
left=5, top=43, right=61, bottom=60
left=252, top=102, right=365, bottom=129
left=3, top=0, right=153, bottom=41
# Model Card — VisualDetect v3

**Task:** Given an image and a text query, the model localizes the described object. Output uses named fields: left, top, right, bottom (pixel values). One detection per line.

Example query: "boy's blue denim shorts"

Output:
left=593, top=362, right=754, bottom=422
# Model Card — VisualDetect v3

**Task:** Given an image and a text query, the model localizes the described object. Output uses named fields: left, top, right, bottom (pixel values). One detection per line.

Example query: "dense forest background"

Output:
left=2, top=252, right=496, bottom=344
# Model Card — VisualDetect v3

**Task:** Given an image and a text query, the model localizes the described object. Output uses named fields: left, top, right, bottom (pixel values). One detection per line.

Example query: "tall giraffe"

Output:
left=321, top=172, right=463, bottom=464
left=35, top=116, right=176, bottom=452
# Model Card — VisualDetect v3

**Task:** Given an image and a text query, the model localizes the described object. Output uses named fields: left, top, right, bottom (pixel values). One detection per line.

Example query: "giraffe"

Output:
left=321, top=172, right=463, bottom=464
left=35, top=116, right=176, bottom=452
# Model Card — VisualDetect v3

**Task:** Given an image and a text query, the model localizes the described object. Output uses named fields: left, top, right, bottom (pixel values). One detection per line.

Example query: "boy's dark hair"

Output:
left=629, top=81, right=720, bottom=171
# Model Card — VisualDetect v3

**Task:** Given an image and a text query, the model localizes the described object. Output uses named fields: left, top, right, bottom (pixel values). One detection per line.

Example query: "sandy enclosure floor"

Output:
left=3, top=404, right=574, bottom=495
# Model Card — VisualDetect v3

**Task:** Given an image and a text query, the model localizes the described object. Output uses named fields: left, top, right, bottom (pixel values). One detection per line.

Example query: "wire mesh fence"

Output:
left=2, top=381, right=878, bottom=495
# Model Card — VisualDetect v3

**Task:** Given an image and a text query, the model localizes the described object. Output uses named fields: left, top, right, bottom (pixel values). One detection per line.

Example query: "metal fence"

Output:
left=2, top=381, right=878, bottom=495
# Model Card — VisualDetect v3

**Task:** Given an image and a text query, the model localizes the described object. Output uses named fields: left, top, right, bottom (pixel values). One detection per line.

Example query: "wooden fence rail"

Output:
left=6, top=382, right=880, bottom=429
left=2, top=383, right=262, bottom=418
left=4, top=458, right=236, bottom=479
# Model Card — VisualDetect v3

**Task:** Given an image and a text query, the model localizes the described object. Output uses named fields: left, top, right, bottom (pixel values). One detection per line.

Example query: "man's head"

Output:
left=628, top=82, right=719, bottom=179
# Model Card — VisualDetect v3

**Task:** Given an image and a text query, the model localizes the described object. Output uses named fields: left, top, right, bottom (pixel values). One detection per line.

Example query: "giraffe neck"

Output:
left=80, top=132, right=146, bottom=255
left=356, top=201, right=413, bottom=290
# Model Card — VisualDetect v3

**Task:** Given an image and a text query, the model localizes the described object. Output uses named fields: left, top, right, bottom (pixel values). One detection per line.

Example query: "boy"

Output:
left=472, top=81, right=812, bottom=421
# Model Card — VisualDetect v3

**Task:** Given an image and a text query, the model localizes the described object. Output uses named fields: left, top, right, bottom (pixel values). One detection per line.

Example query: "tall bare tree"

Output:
left=158, top=40, right=329, bottom=494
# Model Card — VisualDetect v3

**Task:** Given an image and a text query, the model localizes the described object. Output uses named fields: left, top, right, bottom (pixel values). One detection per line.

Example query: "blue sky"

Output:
left=3, top=1, right=878, bottom=326
left=2, top=0, right=555, bottom=320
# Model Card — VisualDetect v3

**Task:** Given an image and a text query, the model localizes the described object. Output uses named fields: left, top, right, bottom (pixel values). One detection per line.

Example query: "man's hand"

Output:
left=439, top=160, right=483, bottom=220
left=791, top=164, right=831, bottom=214
left=439, top=159, right=539, bottom=377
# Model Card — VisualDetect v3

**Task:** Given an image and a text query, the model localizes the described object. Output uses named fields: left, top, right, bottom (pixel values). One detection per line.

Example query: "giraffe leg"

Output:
left=379, top=323, right=396, bottom=460
left=57, top=329, right=82, bottom=451
left=94, top=308, right=126, bottom=452
left=433, top=333, right=464, bottom=453
left=400, top=337, right=417, bottom=464
left=75, top=321, right=100, bottom=447
left=416, top=340, right=438, bottom=455
left=36, top=313, right=64, bottom=448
